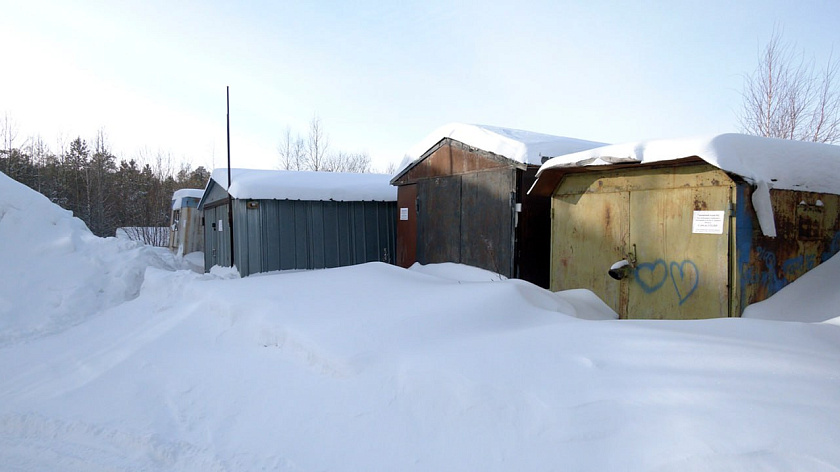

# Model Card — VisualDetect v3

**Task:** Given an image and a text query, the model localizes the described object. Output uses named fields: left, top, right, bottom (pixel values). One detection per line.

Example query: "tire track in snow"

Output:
left=0, top=413, right=229, bottom=471
left=0, top=271, right=200, bottom=404
left=259, top=327, right=355, bottom=378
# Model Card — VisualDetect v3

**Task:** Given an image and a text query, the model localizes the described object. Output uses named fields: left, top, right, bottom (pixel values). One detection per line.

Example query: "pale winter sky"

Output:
left=1, top=0, right=838, bottom=173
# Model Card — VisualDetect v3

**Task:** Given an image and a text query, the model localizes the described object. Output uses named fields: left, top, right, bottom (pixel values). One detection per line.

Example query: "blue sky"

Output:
left=1, top=0, right=838, bottom=172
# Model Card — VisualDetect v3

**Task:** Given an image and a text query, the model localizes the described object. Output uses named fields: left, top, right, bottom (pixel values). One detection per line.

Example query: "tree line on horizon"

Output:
left=0, top=115, right=388, bottom=245
left=0, top=127, right=210, bottom=240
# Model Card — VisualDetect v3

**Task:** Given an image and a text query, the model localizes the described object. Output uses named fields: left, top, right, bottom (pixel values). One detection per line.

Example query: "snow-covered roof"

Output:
left=536, top=133, right=840, bottom=194
left=394, top=123, right=608, bottom=177
left=532, top=133, right=840, bottom=237
left=208, top=168, right=397, bottom=202
left=171, top=189, right=204, bottom=210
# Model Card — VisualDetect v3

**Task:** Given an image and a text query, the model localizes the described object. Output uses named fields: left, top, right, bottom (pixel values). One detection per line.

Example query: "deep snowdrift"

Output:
left=0, top=172, right=192, bottom=345
left=1, top=171, right=840, bottom=471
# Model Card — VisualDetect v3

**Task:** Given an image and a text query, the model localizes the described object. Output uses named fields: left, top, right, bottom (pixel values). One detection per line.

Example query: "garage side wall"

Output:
left=736, top=185, right=840, bottom=311
left=233, top=199, right=396, bottom=277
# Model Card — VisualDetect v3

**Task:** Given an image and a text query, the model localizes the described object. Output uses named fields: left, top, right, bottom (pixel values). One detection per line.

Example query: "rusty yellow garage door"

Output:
left=627, top=187, right=731, bottom=319
left=552, top=191, right=629, bottom=312
left=551, top=165, right=735, bottom=319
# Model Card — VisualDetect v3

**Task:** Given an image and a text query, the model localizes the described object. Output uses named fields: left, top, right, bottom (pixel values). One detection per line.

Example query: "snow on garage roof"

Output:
left=536, top=133, right=840, bottom=194
left=532, top=133, right=840, bottom=237
left=171, top=188, right=205, bottom=210
left=207, top=168, right=397, bottom=202
left=394, top=123, right=608, bottom=176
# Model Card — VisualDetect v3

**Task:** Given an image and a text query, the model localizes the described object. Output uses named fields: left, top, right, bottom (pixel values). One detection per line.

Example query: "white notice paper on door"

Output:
left=692, top=211, right=725, bottom=234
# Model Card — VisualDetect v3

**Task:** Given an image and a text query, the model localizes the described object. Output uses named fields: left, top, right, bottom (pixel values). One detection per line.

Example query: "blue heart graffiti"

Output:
left=634, top=259, right=668, bottom=293
left=669, top=260, right=699, bottom=305
left=633, top=259, right=700, bottom=305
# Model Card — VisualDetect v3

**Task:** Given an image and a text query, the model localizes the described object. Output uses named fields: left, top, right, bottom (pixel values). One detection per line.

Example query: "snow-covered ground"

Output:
left=1, top=171, right=840, bottom=471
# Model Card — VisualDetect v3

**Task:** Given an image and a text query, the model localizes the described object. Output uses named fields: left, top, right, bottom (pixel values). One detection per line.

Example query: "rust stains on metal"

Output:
left=541, top=157, right=840, bottom=319
left=552, top=162, right=735, bottom=319
left=392, top=138, right=519, bottom=185
left=392, top=138, right=551, bottom=288
left=395, top=184, right=418, bottom=268
left=738, top=188, right=840, bottom=308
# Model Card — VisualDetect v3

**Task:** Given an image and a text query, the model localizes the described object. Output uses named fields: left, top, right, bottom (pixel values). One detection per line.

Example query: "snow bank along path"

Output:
left=1, top=169, right=840, bottom=471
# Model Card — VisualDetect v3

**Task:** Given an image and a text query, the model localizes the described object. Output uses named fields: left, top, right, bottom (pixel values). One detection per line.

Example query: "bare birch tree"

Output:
left=324, top=151, right=372, bottom=173
left=277, top=115, right=380, bottom=173
left=808, top=53, right=840, bottom=143
left=1, top=112, right=20, bottom=174
left=382, top=159, right=400, bottom=175
left=306, top=115, right=330, bottom=171
left=277, top=126, right=306, bottom=171
left=740, top=30, right=840, bottom=143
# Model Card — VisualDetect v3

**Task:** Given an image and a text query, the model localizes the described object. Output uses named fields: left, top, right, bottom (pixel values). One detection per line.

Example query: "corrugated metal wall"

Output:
left=205, top=199, right=396, bottom=276
left=203, top=203, right=232, bottom=269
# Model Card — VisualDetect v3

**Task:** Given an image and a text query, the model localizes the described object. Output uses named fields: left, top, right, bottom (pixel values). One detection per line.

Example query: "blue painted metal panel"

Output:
left=734, top=182, right=755, bottom=314
left=736, top=185, right=840, bottom=313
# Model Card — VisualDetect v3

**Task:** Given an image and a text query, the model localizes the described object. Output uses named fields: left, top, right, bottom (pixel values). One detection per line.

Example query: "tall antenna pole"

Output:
left=226, top=86, right=235, bottom=267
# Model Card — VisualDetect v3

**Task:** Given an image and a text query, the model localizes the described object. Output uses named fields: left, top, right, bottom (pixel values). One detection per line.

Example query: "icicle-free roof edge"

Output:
left=207, top=168, right=397, bottom=202
left=171, top=188, right=205, bottom=210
